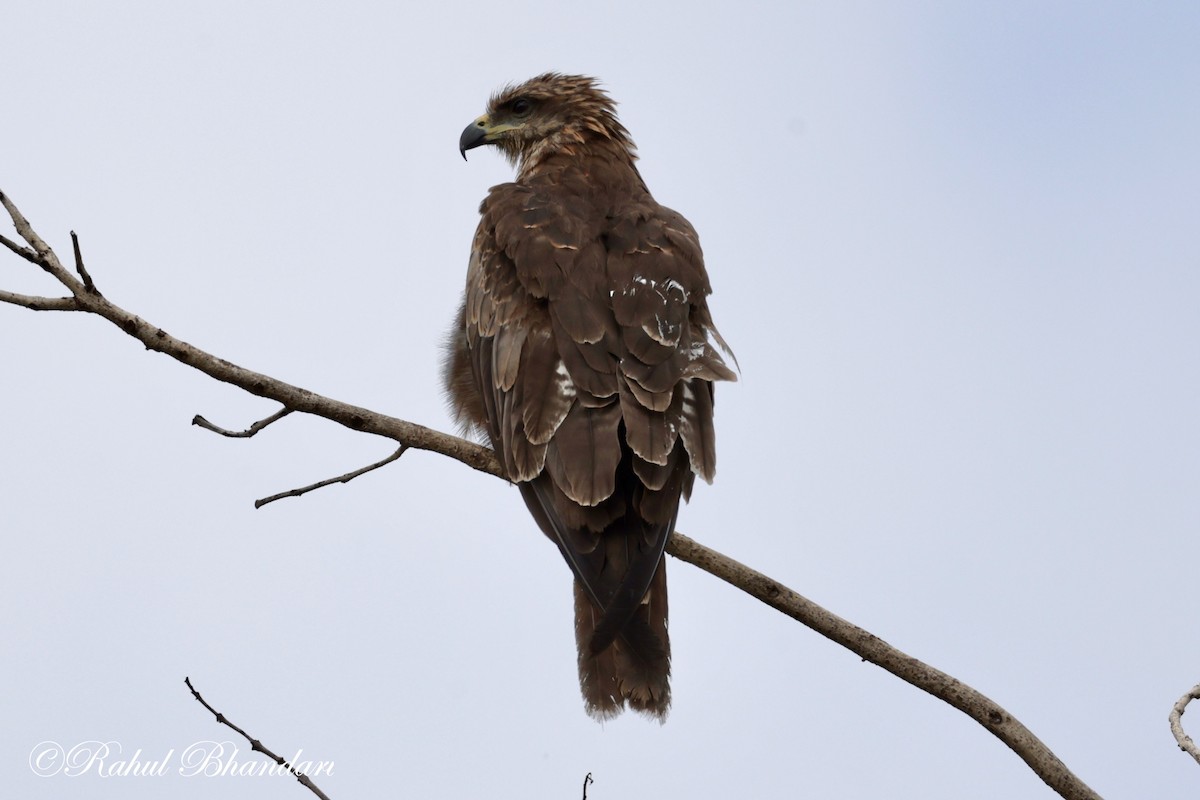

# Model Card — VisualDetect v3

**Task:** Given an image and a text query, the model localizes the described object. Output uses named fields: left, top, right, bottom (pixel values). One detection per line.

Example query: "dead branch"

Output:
left=0, top=230, right=38, bottom=263
left=193, top=407, right=295, bottom=438
left=0, top=191, right=501, bottom=479
left=254, top=445, right=408, bottom=508
left=184, top=677, right=332, bottom=800
left=2, top=189, right=1101, bottom=800
left=70, top=230, right=96, bottom=292
left=0, top=289, right=79, bottom=311
left=667, top=532, right=1097, bottom=799
left=1170, top=683, right=1200, bottom=766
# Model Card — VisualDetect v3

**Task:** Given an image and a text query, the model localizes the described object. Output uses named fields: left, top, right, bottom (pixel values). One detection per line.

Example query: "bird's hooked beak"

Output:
left=459, top=114, right=519, bottom=161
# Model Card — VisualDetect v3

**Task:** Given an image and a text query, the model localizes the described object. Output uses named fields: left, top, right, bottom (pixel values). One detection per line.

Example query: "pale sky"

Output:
left=4, top=2, right=1199, bottom=798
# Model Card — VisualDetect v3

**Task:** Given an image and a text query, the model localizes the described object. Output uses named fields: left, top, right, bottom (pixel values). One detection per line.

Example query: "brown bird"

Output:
left=444, top=73, right=735, bottom=720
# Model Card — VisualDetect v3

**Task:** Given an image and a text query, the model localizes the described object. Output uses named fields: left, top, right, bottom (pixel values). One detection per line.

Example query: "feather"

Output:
left=574, top=580, right=624, bottom=718
left=543, top=401, right=622, bottom=507
left=678, top=379, right=718, bottom=483
left=632, top=452, right=676, bottom=491
left=518, top=329, right=576, bottom=445
left=492, top=324, right=527, bottom=392
left=617, top=377, right=678, bottom=467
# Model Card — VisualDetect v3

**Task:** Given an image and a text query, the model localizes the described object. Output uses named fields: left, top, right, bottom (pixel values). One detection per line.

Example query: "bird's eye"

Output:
left=511, top=98, right=532, bottom=115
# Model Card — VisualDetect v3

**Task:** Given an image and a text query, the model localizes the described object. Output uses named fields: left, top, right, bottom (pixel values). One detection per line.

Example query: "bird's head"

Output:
left=459, top=73, right=636, bottom=172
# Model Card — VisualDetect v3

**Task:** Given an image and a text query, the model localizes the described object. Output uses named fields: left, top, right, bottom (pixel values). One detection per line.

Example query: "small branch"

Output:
left=665, top=532, right=1102, bottom=800
left=0, top=231, right=38, bottom=264
left=70, top=230, right=97, bottom=293
left=193, top=407, right=294, bottom=438
left=0, top=289, right=79, bottom=311
left=255, top=445, right=408, bottom=508
left=0, top=190, right=75, bottom=285
left=184, top=677, right=332, bottom=800
left=582, top=772, right=593, bottom=800
left=1170, top=683, right=1200, bottom=766
left=2, top=188, right=499, bottom=478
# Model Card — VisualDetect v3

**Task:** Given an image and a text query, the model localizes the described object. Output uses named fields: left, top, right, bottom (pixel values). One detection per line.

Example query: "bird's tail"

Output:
left=574, top=560, right=671, bottom=721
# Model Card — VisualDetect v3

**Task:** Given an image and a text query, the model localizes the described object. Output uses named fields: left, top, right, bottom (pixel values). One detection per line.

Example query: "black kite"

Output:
left=444, top=73, right=735, bottom=720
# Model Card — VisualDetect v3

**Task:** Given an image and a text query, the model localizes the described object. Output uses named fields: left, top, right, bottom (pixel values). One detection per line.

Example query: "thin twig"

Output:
left=255, top=445, right=408, bottom=508
left=184, top=677, right=332, bottom=800
left=70, top=230, right=96, bottom=292
left=0, top=289, right=79, bottom=311
left=193, top=407, right=294, bottom=438
left=665, top=532, right=1101, bottom=800
left=582, top=772, right=593, bottom=800
left=0, top=231, right=38, bottom=264
left=1170, top=683, right=1200, bottom=765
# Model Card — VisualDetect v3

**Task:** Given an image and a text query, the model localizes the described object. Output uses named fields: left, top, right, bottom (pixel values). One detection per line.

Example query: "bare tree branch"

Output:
left=0, top=230, right=38, bottom=264
left=70, top=230, right=96, bottom=293
left=0, top=190, right=77, bottom=284
left=1170, top=683, right=1200, bottom=766
left=2, top=189, right=1102, bottom=800
left=184, top=677, right=333, bottom=800
left=254, top=445, right=408, bottom=508
left=0, top=190, right=502, bottom=479
left=666, top=532, right=1099, bottom=800
left=193, top=407, right=295, bottom=438
left=0, top=289, right=79, bottom=311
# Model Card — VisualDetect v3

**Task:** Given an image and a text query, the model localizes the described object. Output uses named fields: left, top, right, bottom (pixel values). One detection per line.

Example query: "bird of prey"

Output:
left=444, top=73, right=735, bottom=720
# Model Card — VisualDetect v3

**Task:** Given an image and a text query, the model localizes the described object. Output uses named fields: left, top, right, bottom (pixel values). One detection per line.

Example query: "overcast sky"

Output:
left=3, top=2, right=1199, bottom=798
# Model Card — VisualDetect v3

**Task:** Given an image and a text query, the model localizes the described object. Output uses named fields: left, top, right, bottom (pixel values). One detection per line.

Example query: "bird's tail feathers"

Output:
left=574, top=562, right=670, bottom=721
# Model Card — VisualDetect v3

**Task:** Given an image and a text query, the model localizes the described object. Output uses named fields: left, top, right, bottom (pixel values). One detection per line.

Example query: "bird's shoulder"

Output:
left=476, top=179, right=712, bottom=296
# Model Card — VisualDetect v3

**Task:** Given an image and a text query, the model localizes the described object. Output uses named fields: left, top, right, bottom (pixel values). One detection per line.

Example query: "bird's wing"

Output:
left=465, top=183, right=734, bottom=650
